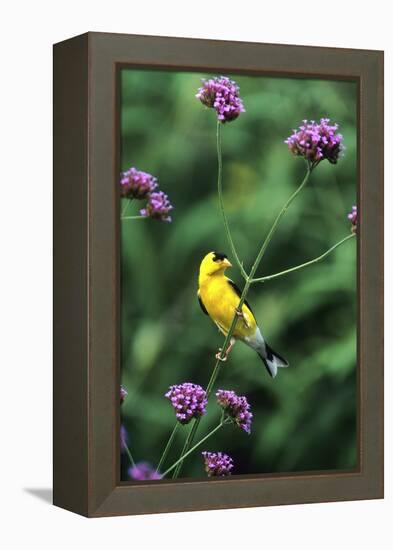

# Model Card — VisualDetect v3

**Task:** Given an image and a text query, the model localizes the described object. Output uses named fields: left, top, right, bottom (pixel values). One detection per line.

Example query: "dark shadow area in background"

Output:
left=24, top=488, right=53, bottom=504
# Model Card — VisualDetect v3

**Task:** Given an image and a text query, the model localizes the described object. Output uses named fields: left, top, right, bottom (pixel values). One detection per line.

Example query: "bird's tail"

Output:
left=258, top=344, right=289, bottom=379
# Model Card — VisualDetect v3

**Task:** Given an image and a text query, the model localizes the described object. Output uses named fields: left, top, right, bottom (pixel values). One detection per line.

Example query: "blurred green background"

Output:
left=120, top=70, right=357, bottom=480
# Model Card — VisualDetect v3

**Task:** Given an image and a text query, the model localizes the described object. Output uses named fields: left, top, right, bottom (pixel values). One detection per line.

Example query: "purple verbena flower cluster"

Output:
left=165, top=382, right=207, bottom=424
left=140, top=191, right=173, bottom=223
left=202, top=451, right=234, bottom=477
left=216, top=389, right=253, bottom=434
left=129, top=462, right=162, bottom=481
left=120, top=166, right=174, bottom=222
left=120, top=167, right=158, bottom=199
left=348, top=205, right=357, bottom=233
left=285, top=118, right=344, bottom=167
left=120, top=385, right=128, bottom=405
left=196, top=76, right=245, bottom=123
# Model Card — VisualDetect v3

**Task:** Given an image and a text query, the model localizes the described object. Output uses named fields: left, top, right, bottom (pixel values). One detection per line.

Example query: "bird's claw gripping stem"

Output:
left=215, top=348, right=228, bottom=362
left=235, top=307, right=250, bottom=328
left=215, top=337, right=236, bottom=362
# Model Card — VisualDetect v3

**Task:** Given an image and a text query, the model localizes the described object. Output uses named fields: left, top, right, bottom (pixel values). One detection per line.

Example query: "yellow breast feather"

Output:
left=199, top=275, right=256, bottom=339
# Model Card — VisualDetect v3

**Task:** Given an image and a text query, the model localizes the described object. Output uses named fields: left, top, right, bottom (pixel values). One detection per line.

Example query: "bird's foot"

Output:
left=235, top=307, right=250, bottom=328
left=215, top=338, right=236, bottom=362
left=215, top=348, right=228, bottom=362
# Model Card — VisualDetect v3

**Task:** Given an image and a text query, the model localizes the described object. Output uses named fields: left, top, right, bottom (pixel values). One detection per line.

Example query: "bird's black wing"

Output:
left=227, top=279, right=256, bottom=318
left=197, top=291, right=209, bottom=315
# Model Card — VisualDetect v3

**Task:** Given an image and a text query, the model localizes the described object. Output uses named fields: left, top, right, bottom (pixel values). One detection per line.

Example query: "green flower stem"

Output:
left=163, top=420, right=227, bottom=478
left=217, top=122, right=248, bottom=280
left=122, top=440, right=136, bottom=469
left=206, top=167, right=312, bottom=394
left=121, top=198, right=133, bottom=217
left=252, top=233, right=355, bottom=284
left=172, top=421, right=194, bottom=478
left=120, top=198, right=146, bottom=220
left=156, top=422, right=180, bottom=474
left=250, top=166, right=312, bottom=279
left=173, top=166, right=312, bottom=478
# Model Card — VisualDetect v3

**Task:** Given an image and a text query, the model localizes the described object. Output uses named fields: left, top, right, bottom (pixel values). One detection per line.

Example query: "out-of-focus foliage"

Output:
left=120, top=70, right=357, bottom=480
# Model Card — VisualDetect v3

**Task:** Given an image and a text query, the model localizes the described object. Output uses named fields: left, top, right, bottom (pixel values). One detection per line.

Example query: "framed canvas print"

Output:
left=53, top=32, right=384, bottom=517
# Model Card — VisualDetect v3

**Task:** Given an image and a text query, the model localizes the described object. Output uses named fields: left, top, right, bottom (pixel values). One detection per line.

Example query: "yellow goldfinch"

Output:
left=198, top=251, right=289, bottom=378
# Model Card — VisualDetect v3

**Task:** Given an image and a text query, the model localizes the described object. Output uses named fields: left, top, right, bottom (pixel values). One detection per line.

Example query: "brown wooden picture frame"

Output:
left=53, top=32, right=384, bottom=517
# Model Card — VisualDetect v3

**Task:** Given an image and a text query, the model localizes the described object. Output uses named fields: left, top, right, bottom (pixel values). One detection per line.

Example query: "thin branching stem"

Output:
left=173, top=166, right=312, bottom=478
left=121, top=198, right=133, bottom=217
left=249, top=166, right=312, bottom=279
left=156, top=422, right=180, bottom=474
left=172, top=421, right=194, bottom=478
left=206, top=166, right=313, bottom=394
left=217, top=122, right=248, bottom=280
left=252, top=233, right=355, bottom=283
left=163, top=420, right=227, bottom=478
left=121, top=198, right=146, bottom=220
left=122, top=440, right=136, bottom=469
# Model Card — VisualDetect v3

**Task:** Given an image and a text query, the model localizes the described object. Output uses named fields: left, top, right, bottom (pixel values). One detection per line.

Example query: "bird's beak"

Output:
left=222, top=258, right=232, bottom=268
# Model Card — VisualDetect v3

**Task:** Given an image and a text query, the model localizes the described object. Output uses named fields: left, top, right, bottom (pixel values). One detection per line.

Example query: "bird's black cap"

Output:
left=212, top=251, right=228, bottom=262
